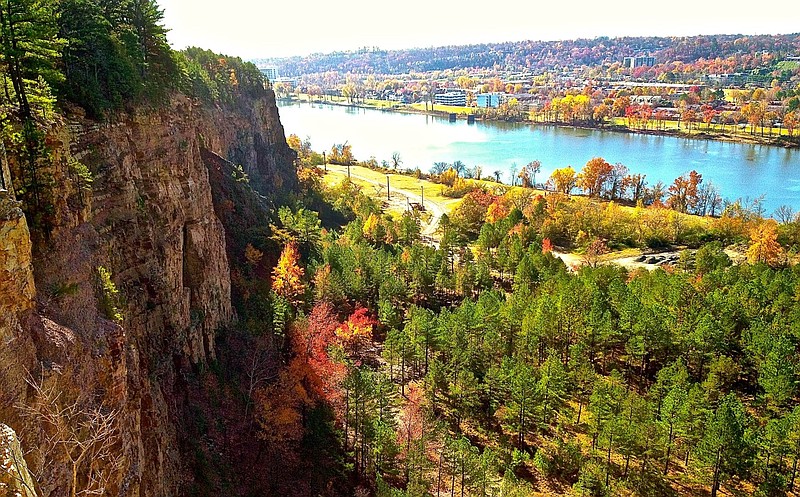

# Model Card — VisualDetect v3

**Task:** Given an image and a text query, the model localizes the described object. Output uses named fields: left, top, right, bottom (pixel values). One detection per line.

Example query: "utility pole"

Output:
left=347, top=162, right=351, bottom=179
left=323, top=151, right=326, bottom=172
left=386, top=175, right=390, bottom=200
left=421, top=186, right=424, bottom=209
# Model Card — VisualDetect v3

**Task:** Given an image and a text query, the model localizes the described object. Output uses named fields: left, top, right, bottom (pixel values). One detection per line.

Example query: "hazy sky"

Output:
left=159, top=0, right=800, bottom=60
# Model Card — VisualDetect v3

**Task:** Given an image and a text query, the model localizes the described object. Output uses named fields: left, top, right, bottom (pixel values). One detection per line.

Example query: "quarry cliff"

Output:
left=0, top=89, right=296, bottom=497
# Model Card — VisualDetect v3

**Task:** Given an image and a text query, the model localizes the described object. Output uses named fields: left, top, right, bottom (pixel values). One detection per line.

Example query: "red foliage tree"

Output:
left=292, top=302, right=347, bottom=406
left=335, top=306, right=377, bottom=355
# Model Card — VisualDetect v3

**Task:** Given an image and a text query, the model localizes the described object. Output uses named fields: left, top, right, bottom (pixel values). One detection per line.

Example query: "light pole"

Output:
left=420, top=186, right=424, bottom=209
left=323, top=151, right=326, bottom=172
left=386, top=174, right=390, bottom=200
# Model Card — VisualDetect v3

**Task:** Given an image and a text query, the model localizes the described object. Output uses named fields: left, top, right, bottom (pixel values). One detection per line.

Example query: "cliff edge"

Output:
left=0, top=89, right=296, bottom=497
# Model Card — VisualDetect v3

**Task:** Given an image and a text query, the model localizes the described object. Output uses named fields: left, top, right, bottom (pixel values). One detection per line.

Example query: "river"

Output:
left=277, top=101, right=800, bottom=214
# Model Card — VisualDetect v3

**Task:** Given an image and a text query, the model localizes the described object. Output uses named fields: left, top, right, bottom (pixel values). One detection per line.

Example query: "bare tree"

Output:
left=695, top=182, right=723, bottom=217
left=430, top=162, right=449, bottom=175
left=391, top=152, right=402, bottom=171
left=452, top=160, right=466, bottom=177
left=521, top=160, right=541, bottom=188
left=774, top=205, right=797, bottom=225
left=244, top=340, right=278, bottom=420
left=18, top=373, right=121, bottom=497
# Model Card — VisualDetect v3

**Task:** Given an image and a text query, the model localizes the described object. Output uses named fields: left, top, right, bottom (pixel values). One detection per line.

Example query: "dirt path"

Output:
left=324, top=164, right=447, bottom=237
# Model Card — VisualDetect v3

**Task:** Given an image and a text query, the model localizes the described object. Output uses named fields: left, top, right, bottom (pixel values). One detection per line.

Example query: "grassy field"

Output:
left=324, top=164, right=462, bottom=209
left=292, top=93, right=404, bottom=109
left=608, top=116, right=794, bottom=137
left=409, top=102, right=476, bottom=115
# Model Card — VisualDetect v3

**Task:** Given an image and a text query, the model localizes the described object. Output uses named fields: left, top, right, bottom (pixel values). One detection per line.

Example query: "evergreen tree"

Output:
left=696, top=393, right=753, bottom=497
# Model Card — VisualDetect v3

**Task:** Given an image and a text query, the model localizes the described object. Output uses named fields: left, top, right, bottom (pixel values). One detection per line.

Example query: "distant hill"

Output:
left=255, top=33, right=800, bottom=77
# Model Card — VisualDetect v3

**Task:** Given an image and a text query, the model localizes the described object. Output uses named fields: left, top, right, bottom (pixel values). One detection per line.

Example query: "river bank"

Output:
left=279, top=94, right=799, bottom=149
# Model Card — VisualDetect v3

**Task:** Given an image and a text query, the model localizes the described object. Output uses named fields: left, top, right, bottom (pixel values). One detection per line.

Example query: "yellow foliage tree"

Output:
left=438, top=168, right=459, bottom=186
left=747, top=221, right=784, bottom=266
left=362, top=213, right=382, bottom=242
left=549, top=166, right=577, bottom=194
left=272, top=242, right=305, bottom=302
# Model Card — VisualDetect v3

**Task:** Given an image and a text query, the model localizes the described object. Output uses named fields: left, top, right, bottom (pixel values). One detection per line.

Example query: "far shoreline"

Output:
left=278, top=95, right=800, bottom=150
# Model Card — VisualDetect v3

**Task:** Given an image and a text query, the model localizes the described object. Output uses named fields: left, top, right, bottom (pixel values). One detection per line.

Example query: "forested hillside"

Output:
left=233, top=148, right=800, bottom=496
left=0, top=0, right=268, bottom=228
left=260, top=33, right=800, bottom=77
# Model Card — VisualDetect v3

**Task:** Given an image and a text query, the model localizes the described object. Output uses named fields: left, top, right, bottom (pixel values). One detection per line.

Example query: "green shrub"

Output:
left=97, top=266, right=123, bottom=323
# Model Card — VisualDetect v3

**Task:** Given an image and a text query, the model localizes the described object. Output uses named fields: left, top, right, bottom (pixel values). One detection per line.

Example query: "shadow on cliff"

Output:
left=172, top=149, right=352, bottom=497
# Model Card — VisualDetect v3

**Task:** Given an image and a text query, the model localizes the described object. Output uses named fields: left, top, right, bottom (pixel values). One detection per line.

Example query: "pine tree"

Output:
left=696, top=393, right=753, bottom=497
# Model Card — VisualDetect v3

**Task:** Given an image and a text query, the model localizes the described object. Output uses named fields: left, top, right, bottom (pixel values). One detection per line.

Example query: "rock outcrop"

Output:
left=0, top=89, right=296, bottom=496
left=0, top=424, right=37, bottom=497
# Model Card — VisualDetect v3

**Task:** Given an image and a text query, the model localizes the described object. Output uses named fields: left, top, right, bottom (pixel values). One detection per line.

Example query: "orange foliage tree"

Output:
left=294, top=302, right=348, bottom=405
left=747, top=221, right=784, bottom=267
left=397, top=382, right=426, bottom=485
left=666, top=170, right=702, bottom=213
left=577, top=157, right=613, bottom=197
left=255, top=359, right=309, bottom=447
left=272, top=242, right=305, bottom=303
left=485, top=198, right=511, bottom=224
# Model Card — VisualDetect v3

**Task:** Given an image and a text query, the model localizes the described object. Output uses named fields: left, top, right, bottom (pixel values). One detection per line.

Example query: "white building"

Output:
left=623, top=56, right=656, bottom=69
left=260, top=67, right=279, bottom=81
left=435, top=91, right=467, bottom=107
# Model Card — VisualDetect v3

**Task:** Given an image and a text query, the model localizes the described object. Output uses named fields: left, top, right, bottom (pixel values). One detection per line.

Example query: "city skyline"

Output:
left=159, top=0, right=800, bottom=60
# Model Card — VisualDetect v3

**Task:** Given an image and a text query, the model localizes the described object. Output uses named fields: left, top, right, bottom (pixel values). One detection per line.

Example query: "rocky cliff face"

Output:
left=0, top=424, right=37, bottom=497
left=0, top=90, right=296, bottom=496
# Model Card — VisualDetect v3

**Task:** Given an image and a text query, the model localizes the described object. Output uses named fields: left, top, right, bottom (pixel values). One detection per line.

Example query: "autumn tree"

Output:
left=296, top=302, right=341, bottom=366
left=549, top=166, right=577, bottom=195
left=577, top=157, right=613, bottom=197
left=747, top=221, right=784, bottom=266
left=329, top=142, right=354, bottom=165
left=666, top=170, right=702, bottom=213
left=336, top=306, right=376, bottom=355
left=398, top=382, right=427, bottom=486
left=272, top=242, right=305, bottom=303
left=255, top=359, right=311, bottom=458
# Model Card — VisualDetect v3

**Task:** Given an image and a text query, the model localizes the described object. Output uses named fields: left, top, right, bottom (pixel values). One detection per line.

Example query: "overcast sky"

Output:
left=159, top=0, right=800, bottom=60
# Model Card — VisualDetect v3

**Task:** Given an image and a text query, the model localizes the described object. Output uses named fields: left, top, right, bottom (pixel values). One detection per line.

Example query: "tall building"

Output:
left=477, top=93, right=502, bottom=108
left=260, top=67, right=278, bottom=81
left=623, top=56, right=656, bottom=69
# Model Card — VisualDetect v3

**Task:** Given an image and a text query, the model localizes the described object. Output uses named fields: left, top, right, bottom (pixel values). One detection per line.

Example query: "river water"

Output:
left=277, top=101, right=800, bottom=213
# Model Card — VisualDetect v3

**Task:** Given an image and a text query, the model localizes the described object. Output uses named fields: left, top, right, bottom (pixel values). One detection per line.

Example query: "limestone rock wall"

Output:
left=0, top=89, right=296, bottom=496
left=0, top=424, right=37, bottom=497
